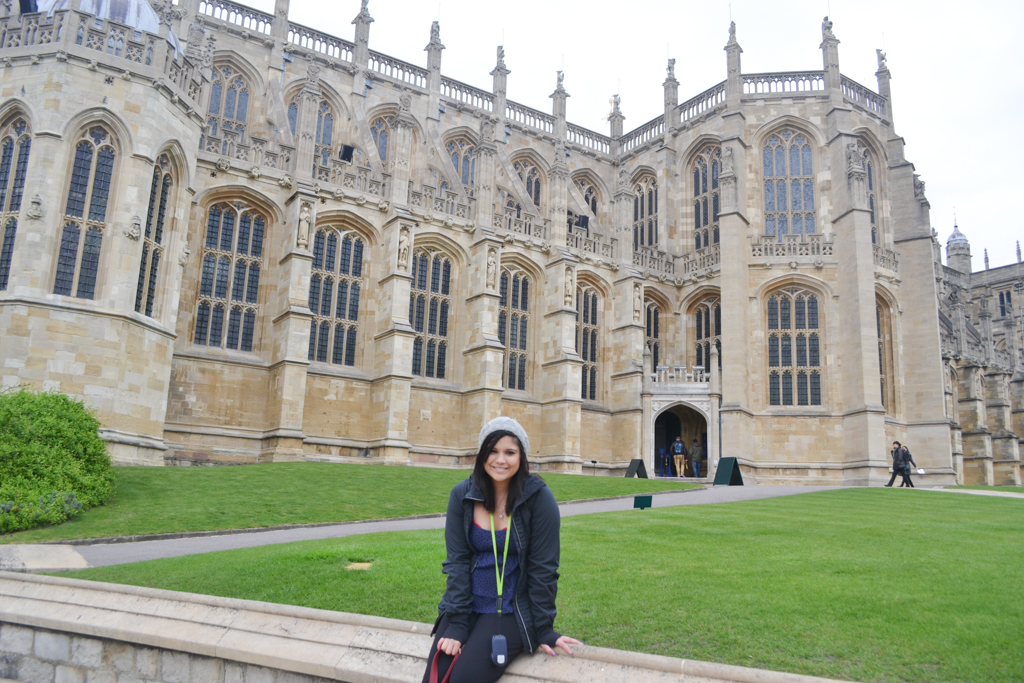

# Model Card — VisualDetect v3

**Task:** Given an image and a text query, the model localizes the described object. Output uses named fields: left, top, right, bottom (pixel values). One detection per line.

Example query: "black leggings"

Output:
left=422, top=612, right=523, bottom=683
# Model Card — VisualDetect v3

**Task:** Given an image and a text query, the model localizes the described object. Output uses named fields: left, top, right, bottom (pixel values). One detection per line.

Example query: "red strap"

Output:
left=428, top=648, right=461, bottom=683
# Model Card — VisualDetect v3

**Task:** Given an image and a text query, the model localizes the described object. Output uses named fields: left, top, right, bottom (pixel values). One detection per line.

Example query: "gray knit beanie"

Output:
left=478, top=416, right=530, bottom=457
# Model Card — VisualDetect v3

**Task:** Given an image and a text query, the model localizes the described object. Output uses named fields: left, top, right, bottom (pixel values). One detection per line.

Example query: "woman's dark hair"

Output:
left=472, top=429, right=530, bottom=516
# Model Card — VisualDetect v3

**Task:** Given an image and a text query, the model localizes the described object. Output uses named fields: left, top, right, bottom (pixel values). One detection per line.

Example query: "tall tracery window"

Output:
left=632, top=175, right=658, bottom=250
left=646, top=302, right=661, bottom=369
left=0, top=117, right=31, bottom=291
left=205, top=66, right=249, bottom=156
left=193, top=203, right=265, bottom=352
left=314, top=101, right=335, bottom=176
left=763, top=131, right=815, bottom=240
left=692, top=147, right=720, bottom=251
left=307, top=229, right=364, bottom=365
left=767, top=289, right=821, bottom=406
left=576, top=286, right=599, bottom=400
left=498, top=269, right=530, bottom=391
left=998, top=290, right=1013, bottom=318
left=865, top=150, right=878, bottom=244
left=370, top=117, right=392, bottom=164
left=410, top=249, right=452, bottom=379
left=877, top=301, right=894, bottom=411
left=134, top=155, right=173, bottom=317
left=513, top=160, right=541, bottom=207
left=694, top=299, right=721, bottom=370
left=576, top=179, right=599, bottom=215
left=54, top=126, right=115, bottom=300
left=447, top=139, right=475, bottom=187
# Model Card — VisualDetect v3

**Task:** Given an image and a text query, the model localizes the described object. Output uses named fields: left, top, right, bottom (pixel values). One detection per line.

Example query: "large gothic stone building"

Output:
left=0, top=0, right=1021, bottom=485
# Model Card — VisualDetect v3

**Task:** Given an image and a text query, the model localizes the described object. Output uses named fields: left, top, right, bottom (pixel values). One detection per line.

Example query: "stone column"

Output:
left=548, top=73, right=569, bottom=249
left=424, top=21, right=444, bottom=120
left=537, top=256, right=582, bottom=468
left=708, top=342, right=721, bottom=481
left=491, top=47, right=509, bottom=133
left=612, top=166, right=632, bottom=264
left=641, top=345, right=653, bottom=474
left=820, top=16, right=842, bottom=105
left=724, top=22, right=743, bottom=110
left=875, top=49, right=893, bottom=124
left=474, top=118, right=498, bottom=228
left=264, top=191, right=315, bottom=461
left=959, top=365, right=994, bottom=484
left=293, top=63, right=322, bottom=182
left=387, top=98, right=416, bottom=207
left=986, top=373, right=1022, bottom=485
left=269, top=0, right=291, bottom=66
left=609, top=276, right=644, bottom=467
left=608, top=96, right=624, bottom=157
left=461, top=234, right=505, bottom=449
left=979, top=296, right=994, bottom=365
left=371, top=214, right=417, bottom=462
left=663, top=59, right=679, bottom=142
left=351, top=1, right=373, bottom=71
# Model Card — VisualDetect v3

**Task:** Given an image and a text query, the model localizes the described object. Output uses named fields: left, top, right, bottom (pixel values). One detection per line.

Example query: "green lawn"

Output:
left=956, top=486, right=1024, bottom=493
left=1, top=463, right=697, bottom=543
left=60, top=489, right=1023, bottom=683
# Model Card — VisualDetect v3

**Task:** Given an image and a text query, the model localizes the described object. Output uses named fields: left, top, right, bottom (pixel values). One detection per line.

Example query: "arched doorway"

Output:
left=654, top=404, right=709, bottom=477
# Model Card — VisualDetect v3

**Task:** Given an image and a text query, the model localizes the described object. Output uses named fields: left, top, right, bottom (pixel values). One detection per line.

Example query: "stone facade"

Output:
left=0, top=0, right=1020, bottom=484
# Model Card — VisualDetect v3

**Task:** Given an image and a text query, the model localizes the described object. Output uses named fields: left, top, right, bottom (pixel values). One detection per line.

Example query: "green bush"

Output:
left=0, top=389, right=114, bottom=533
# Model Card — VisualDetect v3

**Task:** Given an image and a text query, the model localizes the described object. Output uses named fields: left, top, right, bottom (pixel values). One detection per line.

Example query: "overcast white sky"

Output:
left=251, top=0, right=1023, bottom=272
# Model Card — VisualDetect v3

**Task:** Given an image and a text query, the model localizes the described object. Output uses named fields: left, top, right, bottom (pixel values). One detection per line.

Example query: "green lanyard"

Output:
left=489, top=512, right=512, bottom=614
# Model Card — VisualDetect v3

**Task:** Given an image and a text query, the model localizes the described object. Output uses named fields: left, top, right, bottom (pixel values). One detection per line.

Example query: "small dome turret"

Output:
left=946, top=223, right=969, bottom=248
left=945, top=222, right=972, bottom=274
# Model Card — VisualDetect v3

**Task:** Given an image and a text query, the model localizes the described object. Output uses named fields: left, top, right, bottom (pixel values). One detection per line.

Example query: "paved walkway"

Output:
left=0, top=484, right=830, bottom=571
left=927, top=487, right=1024, bottom=500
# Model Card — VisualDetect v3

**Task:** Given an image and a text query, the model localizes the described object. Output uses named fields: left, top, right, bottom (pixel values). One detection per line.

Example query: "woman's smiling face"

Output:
left=485, top=435, right=521, bottom=485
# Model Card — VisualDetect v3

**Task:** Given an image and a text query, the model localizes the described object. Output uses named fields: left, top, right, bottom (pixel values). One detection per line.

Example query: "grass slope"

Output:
left=2, top=463, right=697, bottom=543
left=956, top=486, right=1024, bottom=493
left=61, top=489, right=1024, bottom=683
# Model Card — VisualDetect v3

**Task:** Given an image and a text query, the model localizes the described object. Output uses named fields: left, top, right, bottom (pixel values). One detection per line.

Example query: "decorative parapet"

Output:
left=197, top=0, right=273, bottom=34
left=567, top=123, right=612, bottom=154
left=633, top=245, right=675, bottom=275
left=942, top=264, right=969, bottom=289
left=677, top=81, right=726, bottom=124
left=839, top=75, right=888, bottom=118
left=566, top=228, right=615, bottom=259
left=620, top=115, right=664, bottom=153
left=0, top=10, right=207, bottom=114
left=742, top=71, right=825, bottom=95
left=505, top=100, right=555, bottom=134
left=652, top=365, right=708, bottom=385
left=873, top=244, right=899, bottom=275
left=678, top=244, right=721, bottom=277
left=494, top=208, right=546, bottom=240
left=288, top=22, right=354, bottom=62
left=410, top=184, right=471, bottom=220
left=368, top=50, right=429, bottom=89
left=440, top=76, right=494, bottom=112
left=750, top=234, right=834, bottom=259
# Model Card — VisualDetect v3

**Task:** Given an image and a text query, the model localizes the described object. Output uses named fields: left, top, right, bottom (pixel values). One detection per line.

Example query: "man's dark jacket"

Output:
left=893, top=446, right=917, bottom=471
left=434, top=475, right=561, bottom=652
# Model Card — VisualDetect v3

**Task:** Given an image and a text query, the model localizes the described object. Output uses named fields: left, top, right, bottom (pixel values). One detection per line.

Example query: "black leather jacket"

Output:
left=434, top=474, right=562, bottom=652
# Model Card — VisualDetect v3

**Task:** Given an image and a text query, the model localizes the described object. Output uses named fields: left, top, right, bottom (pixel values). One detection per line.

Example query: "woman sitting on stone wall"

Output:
left=422, top=417, right=581, bottom=682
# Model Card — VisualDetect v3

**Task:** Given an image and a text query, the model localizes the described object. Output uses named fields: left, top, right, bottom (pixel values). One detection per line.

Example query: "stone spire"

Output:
left=724, top=21, right=743, bottom=108
left=424, top=21, right=444, bottom=117
left=491, top=45, right=510, bottom=133
left=351, top=0, right=373, bottom=69
left=985, top=249, right=990, bottom=270
left=875, top=48, right=892, bottom=123
left=608, top=93, right=624, bottom=140
left=820, top=15, right=841, bottom=96
left=1017, top=240, right=1021, bottom=263
left=663, top=58, right=679, bottom=133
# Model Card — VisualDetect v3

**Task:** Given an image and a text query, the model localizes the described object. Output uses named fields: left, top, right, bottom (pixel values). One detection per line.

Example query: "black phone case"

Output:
left=490, top=634, right=508, bottom=666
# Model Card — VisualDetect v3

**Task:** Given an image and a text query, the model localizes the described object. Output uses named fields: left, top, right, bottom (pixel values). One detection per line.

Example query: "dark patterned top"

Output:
left=470, top=522, right=519, bottom=614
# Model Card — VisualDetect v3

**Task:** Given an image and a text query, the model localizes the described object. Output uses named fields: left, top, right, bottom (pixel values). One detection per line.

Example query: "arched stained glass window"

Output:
left=576, top=286, right=600, bottom=401
left=763, top=131, right=815, bottom=240
left=767, top=288, right=822, bottom=406
left=307, top=228, right=366, bottom=366
left=370, top=117, right=393, bottom=164
left=499, top=268, right=530, bottom=391
left=203, top=66, right=250, bottom=157
left=134, top=155, right=174, bottom=317
left=410, top=249, right=452, bottom=379
left=0, top=117, right=31, bottom=291
left=575, top=178, right=599, bottom=216
left=513, top=160, right=542, bottom=207
left=632, top=175, right=658, bottom=250
left=694, top=299, right=721, bottom=370
left=876, top=298, right=895, bottom=411
left=54, top=126, right=115, bottom=300
left=692, top=146, right=721, bottom=251
left=194, top=203, right=265, bottom=351
left=446, top=138, right=476, bottom=187
left=646, top=301, right=661, bottom=370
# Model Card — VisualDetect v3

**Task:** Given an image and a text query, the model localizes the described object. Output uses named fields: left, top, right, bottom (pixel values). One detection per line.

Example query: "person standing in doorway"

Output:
left=658, top=448, right=668, bottom=477
left=690, top=438, right=703, bottom=478
left=671, top=437, right=686, bottom=479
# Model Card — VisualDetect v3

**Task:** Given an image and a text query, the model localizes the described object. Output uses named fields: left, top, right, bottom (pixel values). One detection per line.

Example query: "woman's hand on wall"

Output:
left=540, top=636, right=582, bottom=656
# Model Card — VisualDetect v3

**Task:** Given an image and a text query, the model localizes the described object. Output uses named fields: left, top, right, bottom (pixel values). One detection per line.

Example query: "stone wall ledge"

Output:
left=0, top=571, right=854, bottom=683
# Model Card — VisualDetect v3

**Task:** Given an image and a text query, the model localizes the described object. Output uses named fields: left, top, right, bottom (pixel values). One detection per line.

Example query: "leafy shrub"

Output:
left=0, top=389, right=115, bottom=533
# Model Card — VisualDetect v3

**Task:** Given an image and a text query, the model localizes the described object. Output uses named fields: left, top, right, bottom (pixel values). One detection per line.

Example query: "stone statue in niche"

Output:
left=617, top=167, right=629, bottom=189
left=913, top=174, right=926, bottom=199
left=481, top=117, right=495, bottom=141
left=564, top=267, right=574, bottom=306
left=399, top=91, right=412, bottom=112
left=973, top=369, right=984, bottom=398
left=721, top=146, right=734, bottom=174
left=821, top=15, right=834, bottom=40
left=307, top=62, right=321, bottom=84
left=397, top=226, right=410, bottom=271
left=26, top=194, right=44, bottom=220
left=297, top=203, right=311, bottom=249
left=179, top=241, right=191, bottom=267
left=486, top=249, right=497, bottom=290
left=845, top=141, right=864, bottom=175
left=125, top=216, right=142, bottom=241
left=633, top=284, right=643, bottom=323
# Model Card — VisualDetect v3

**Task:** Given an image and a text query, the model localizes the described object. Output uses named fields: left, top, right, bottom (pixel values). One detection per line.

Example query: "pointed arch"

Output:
left=60, top=107, right=134, bottom=156
left=194, top=184, right=284, bottom=227
left=628, top=165, right=657, bottom=185
left=679, top=133, right=725, bottom=172
left=412, top=230, right=469, bottom=270
left=570, top=168, right=610, bottom=200
left=575, top=268, right=612, bottom=300
left=751, top=115, right=827, bottom=151
left=440, top=126, right=480, bottom=148
left=211, top=50, right=266, bottom=95
left=499, top=250, right=545, bottom=286
left=312, top=208, right=380, bottom=248
left=149, top=138, right=194, bottom=192
left=0, top=98, right=39, bottom=135
left=507, top=147, right=551, bottom=175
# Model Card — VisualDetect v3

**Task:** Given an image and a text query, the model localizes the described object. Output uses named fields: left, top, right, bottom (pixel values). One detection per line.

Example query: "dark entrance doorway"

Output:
left=654, top=404, right=708, bottom=478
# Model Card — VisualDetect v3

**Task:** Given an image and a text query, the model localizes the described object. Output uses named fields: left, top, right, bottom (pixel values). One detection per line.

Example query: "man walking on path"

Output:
left=885, top=441, right=917, bottom=488
left=671, top=437, right=686, bottom=479
left=690, top=438, right=703, bottom=478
